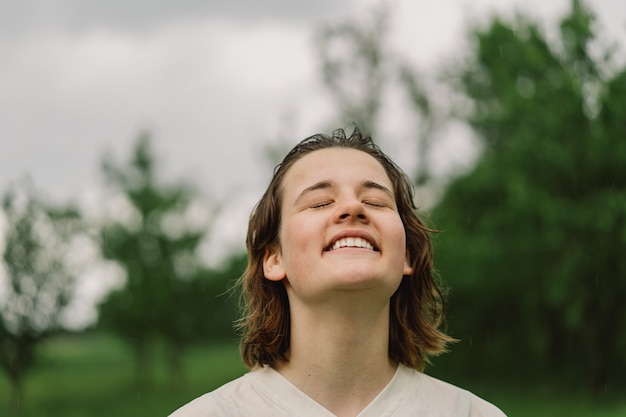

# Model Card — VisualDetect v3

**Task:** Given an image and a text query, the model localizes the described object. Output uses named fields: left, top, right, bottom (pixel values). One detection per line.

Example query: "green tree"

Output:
left=98, top=134, right=231, bottom=389
left=316, top=4, right=449, bottom=192
left=432, top=0, right=626, bottom=390
left=315, top=4, right=392, bottom=136
left=0, top=182, right=83, bottom=410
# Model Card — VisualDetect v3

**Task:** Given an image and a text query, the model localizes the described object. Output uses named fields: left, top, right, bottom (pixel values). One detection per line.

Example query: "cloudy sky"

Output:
left=2, top=0, right=624, bottom=201
left=0, top=0, right=624, bottom=326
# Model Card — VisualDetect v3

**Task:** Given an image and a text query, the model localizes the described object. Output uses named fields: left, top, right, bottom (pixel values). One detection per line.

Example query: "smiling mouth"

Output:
left=326, top=237, right=378, bottom=252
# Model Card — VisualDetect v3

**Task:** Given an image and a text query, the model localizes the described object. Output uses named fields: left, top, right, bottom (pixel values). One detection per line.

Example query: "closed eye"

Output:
left=363, top=199, right=391, bottom=208
left=310, top=201, right=333, bottom=209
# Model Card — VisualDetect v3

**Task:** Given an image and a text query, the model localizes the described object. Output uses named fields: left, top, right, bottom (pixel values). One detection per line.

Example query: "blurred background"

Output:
left=1, top=0, right=625, bottom=415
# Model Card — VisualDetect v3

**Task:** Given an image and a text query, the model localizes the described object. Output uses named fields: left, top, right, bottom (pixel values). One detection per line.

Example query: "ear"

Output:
left=403, top=250, right=414, bottom=276
left=263, top=245, right=286, bottom=281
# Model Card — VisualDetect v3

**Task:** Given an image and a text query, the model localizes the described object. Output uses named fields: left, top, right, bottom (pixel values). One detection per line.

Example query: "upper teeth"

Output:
left=331, top=237, right=374, bottom=251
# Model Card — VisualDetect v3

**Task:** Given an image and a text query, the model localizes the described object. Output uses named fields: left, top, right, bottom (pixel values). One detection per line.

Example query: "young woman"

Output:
left=170, top=127, right=506, bottom=417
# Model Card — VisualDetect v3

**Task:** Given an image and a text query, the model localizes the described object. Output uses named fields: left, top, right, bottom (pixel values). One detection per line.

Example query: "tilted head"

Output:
left=238, top=126, right=454, bottom=370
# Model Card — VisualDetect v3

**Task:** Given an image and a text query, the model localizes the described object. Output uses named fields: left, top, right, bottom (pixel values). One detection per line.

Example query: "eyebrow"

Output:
left=361, top=180, right=394, bottom=199
left=294, top=180, right=334, bottom=206
left=293, top=180, right=394, bottom=206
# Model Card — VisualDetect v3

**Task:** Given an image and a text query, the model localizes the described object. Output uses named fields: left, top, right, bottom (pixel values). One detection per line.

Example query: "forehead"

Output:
left=281, top=147, right=392, bottom=193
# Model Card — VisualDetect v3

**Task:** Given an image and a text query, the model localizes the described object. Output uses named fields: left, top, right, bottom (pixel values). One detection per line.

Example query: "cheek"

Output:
left=278, top=220, right=315, bottom=270
left=282, top=214, right=319, bottom=245
left=391, top=219, right=410, bottom=264
left=389, top=215, right=408, bottom=243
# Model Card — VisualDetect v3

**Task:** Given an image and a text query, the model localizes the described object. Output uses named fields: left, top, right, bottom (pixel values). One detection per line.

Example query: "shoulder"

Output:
left=168, top=373, right=250, bottom=417
left=399, top=366, right=507, bottom=417
left=168, top=392, right=220, bottom=417
left=167, top=367, right=293, bottom=417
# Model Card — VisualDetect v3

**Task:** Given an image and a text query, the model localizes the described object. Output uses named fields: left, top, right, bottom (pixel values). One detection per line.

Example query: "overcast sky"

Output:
left=1, top=0, right=623, bottom=202
left=0, top=0, right=624, bottom=327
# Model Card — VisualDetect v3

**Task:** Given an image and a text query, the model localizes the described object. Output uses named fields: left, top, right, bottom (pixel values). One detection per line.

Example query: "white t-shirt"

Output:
left=169, top=364, right=506, bottom=417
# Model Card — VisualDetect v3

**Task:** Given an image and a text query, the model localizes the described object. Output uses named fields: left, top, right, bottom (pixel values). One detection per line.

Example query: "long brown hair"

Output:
left=237, top=126, right=455, bottom=370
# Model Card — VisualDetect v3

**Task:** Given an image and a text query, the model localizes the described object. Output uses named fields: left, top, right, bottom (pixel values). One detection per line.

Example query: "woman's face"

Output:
left=263, top=147, right=412, bottom=305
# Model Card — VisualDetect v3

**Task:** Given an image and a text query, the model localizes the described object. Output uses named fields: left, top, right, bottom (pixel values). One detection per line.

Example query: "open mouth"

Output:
left=326, top=237, right=378, bottom=252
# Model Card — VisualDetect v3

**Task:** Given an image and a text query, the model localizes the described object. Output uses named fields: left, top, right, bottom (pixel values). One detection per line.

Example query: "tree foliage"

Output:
left=0, top=182, right=83, bottom=409
left=432, top=0, right=626, bottom=390
left=315, top=4, right=392, bottom=136
left=316, top=6, right=448, bottom=189
left=98, top=134, right=238, bottom=389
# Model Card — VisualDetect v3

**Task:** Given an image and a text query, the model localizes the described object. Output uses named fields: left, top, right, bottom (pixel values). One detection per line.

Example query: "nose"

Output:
left=334, top=195, right=367, bottom=223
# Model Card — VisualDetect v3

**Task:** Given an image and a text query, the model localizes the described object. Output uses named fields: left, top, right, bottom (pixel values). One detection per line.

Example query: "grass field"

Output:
left=0, top=332, right=624, bottom=416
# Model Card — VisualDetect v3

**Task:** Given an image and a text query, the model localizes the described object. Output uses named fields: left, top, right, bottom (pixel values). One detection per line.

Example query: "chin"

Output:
left=332, top=271, right=401, bottom=294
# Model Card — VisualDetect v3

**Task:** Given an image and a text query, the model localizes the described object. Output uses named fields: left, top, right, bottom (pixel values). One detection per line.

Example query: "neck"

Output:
left=275, top=295, right=397, bottom=417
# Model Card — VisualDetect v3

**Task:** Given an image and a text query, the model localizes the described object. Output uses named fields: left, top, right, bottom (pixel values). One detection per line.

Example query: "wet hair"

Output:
left=237, top=126, right=455, bottom=370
